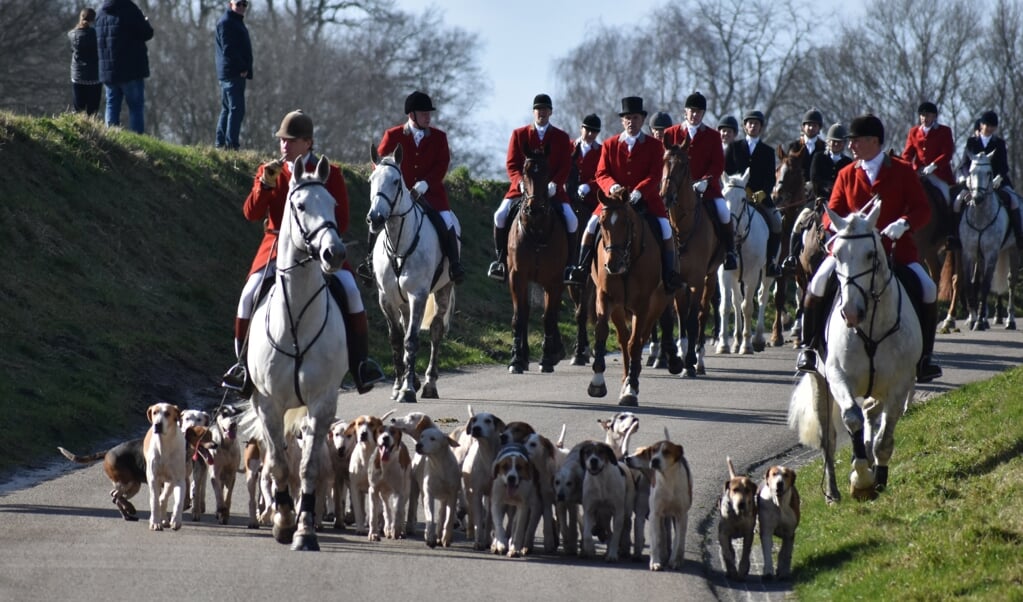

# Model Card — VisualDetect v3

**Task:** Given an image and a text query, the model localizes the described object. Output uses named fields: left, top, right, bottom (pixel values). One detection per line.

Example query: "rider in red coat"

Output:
left=798, top=114, right=942, bottom=383
left=564, top=96, right=683, bottom=292
left=488, top=94, right=576, bottom=282
left=223, top=110, right=384, bottom=396
left=358, top=91, right=464, bottom=285
left=571, top=113, right=603, bottom=213
left=902, top=101, right=955, bottom=217
left=662, top=91, right=738, bottom=270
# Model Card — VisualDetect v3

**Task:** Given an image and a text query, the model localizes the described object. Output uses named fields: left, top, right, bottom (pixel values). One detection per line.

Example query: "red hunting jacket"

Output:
left=572, top=138, right=602, bottom=211
left=825, top=153, right=931, bottom=266
left=594, top=132, right=666, bottom=218
left=243, top=153, right=350, bottom=276
left=504, top=124, right=573, bottom=204
left=378, top=124, right=452, bottom=211
left=902, top=123, right=955, bottom=185
left=663, top=122, right=724, bottom=199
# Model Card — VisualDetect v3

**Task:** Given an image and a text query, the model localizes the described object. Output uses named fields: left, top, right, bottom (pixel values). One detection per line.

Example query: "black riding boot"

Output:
left=488, top=224, right=510, bottom=282
left=565, top=232, right=595, bottom=286
left=719, top=220, right=738, bottom=270
left=1010, top=207, right=1023, bottom=250
left=345, top=310, right=387, bottom=394
left=221, top=318, right=253, bottom=396
left=356, top=230, right=379, bottom=286
left=796, top=294, right=823, bottom=372
left=443, top=225, right=466, bottom=285
left=765, top=231, right=782, bottom=277
left=781, top=227, right=804, bottom=273
left=916, top=302, right=943, bottom=383
left=947, top=194, right=965, bottom=250
left=565, top=229, right=580, bottom=276
left=660, top=238, right=684, bottom=294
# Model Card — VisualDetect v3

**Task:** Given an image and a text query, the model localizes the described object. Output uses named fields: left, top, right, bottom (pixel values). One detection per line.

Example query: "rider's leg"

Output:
left=948, top=187, right=968, bottom=250
left=561, top=202, right=580, bottom=272
left=356, top=229, right=379, bottom=285
left=488, top=198, right=515, bottom=282
left=908, top=262, right=942, bottom=382
left=565, top=213, right=599, bottom=286
left=658, top=217, right=683, bottom=293
left=330, top=270, right=386, bottom=394
left=438, top=210, right=465, bottom=285
left=796, top=256, right=837, bottom=372
left=222, top=271, right=265, bottom=394
left=713, top=197, right=738, bottom=270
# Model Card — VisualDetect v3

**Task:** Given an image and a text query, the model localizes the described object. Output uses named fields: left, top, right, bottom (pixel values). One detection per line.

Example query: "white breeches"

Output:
left=581, top=214, right=670, bottom=240
left=810, top=256, right=936, bottom=303
left=236, top=263, right=363, bottom=320
left=494, top=196, right=575, bottom=232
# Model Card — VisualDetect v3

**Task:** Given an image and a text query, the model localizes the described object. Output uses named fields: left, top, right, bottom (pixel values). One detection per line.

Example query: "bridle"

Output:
left=277, top=179, right=339, bottom=273
left=372, top=160, right=425, bottom=276
left=600, top=202, right=637, bottom=270
left=517, top=158, right=555, bottom=241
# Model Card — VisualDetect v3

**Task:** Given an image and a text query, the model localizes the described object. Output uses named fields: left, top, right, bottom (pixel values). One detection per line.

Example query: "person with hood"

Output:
left=68, top=8, right=101, bottom=116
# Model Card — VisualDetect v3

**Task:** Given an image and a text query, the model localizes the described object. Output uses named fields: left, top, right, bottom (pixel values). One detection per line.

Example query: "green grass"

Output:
left=792, top=367, right=1023, bottom=601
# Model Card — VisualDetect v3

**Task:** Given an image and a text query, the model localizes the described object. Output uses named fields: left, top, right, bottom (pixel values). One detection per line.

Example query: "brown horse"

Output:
left=771, top=143, right=813, bottom=347
left=661, top=142, right=721, bottom=377
left=587, top=187, right=669, bottom=406
left=506, top=145, right=567, bottom=373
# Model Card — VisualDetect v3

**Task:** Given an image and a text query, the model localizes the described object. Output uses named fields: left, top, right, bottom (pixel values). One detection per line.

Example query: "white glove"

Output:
left=921, top=163, right=937, bottom=176
left=957, top=174, right=967, bottom=184
left=412, top=180, right=429, bottom=198
left=577, top=183, right=590, bottom=197
left=693, top=179, right=708, bottom=193
left=881, top=218, right=910, bottom=240
left=993, top=174, right=1004, bottom=189
left=629, top=190, right=642, bottom=205
left=518, top=180, right=525, bottom=194
left=609, top=184, right=624, bottom=195
left=547, top=181, right=557, bottom=197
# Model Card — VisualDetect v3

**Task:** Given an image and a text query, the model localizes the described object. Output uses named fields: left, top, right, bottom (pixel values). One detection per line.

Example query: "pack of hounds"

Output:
left=58, top=403, right=799, bottom=578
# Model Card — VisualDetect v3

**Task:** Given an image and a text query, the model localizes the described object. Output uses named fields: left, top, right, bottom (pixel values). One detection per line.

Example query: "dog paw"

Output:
left=170, top=521, right=182, bottom=531
left=149, top=523, right=163, bottom=532
left=368, top=532, right=381, bottom=542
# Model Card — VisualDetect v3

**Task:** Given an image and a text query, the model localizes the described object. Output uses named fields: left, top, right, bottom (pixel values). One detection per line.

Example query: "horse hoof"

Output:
left=1007, top=322, right=1017, bottom=331
left=668, top=356, right=684, bottom=375
left=715, top=345, right=729, bottom=355
left=540, top=363, right=554, bottom=373
left=587, top=384, right=608, bottom=398
left=645, top=355, right=656, bottom=367
left=618, top=395, right=638, bottom=407
left=412, top=375, right=422, bottom=391
left=421, top=384, right=439, bottom=399
left=696, top=365, right=706, bottom=375
left=753, top=341, right=766, bottom=352
left=272, top=522, right=297, bottom=544
left=683, top=366, right=696, bottom=378
left=508, top=364, right=524, bottom=374
left=850, top=485, right=878, bottom=501
left=652, top=357, right=668, bottom=369
left=290, top=533, right=320, bottom=551
left=400, top=390, right=417, bottom=403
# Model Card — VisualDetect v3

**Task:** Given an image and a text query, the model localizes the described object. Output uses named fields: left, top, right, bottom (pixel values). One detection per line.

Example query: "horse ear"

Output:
left=777, top=144, right=785, bottom=160
left=864, top=199, right=883, bottom=230
left=315, top=155, right=330, bottom=181
left=294, top=157, right=306, bottom=179
left=824, top=204, right=847, bottom=232
left=740, top=167, right=751, bottom=186
left=370, top=143, right=380, bottom=166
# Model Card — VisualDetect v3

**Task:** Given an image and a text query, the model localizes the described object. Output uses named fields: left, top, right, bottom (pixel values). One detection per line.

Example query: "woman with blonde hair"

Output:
left=68, top=8, right=102, bottom=116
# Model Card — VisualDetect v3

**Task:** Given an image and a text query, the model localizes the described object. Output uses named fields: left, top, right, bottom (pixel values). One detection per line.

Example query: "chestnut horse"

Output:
left=506, top=145, right=568, bottom=373
left=771, top=143, right=813, bottom=346
left=661, top=142, right=722, bottom=377
left=587, top=188, right=669, bottom=406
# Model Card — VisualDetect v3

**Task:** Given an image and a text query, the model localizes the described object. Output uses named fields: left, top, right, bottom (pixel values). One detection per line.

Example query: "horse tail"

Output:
left=235, top=399, right=267, bottom=446
left=421, top=288, right=456, bottom=331
left=788, top=373, right=845, bottom=449
left=937, top=248, right=957, bottom=302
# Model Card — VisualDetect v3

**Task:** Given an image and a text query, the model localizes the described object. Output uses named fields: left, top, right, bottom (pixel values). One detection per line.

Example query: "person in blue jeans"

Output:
left=95, top=0, right=154, bottom=134
left=215, top=0, right=253, bottom=149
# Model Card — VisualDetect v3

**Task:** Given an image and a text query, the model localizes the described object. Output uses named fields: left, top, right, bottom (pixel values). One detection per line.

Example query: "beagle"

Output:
left=758, top=465, right=800, bottom=579
left=598, top=412, right=640, bottom=458
left=626, top=440, right=693, bottom=571
left=579, top=441, right=632, bottom=562
left=718, top=457, right=758, bottom=580
left=180, top=409, right=211, bottom=517
left=521, top=432, right=560, bottom=553
left=367, top=424, right=411, bottom=541
left=242, top=439, right=262, bottom=529
left=414, top=426, right=462, bottom=548
left=390, top=411, right=465, bottom=537
left=327, top=418, right=355, bottom=530
left=144, top=402, right=187, bottom=531
left=553, top=440, right=594, bottom=556
left=490, top=444, right=540, bottom=557
left=460, top=408, right=506, bottom=550
left=346, top=411, right=395, bottom=535
left=209, top=405, right=242, bottom=525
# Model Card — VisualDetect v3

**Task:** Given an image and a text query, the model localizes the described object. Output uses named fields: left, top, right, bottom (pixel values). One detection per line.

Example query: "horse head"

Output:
left=825, top=201, right=888, bottom=328
left=597, top=187, right=636, bottom=275
left=722, top=168, right=751, bottom=213
left=966, top=150, right=996, bottom=202
left=520, top=144, right=552, bottom=218
left=773, top=142, right=806, bottom=209
left=367, top=143, right=410, bottom=234
left=285, top=156, right=346, bottom=273
left=660, top=141, right=693, bottom=210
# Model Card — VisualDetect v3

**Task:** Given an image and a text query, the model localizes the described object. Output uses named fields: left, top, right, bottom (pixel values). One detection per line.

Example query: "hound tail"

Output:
left=57, top=447, right=106, bottom=464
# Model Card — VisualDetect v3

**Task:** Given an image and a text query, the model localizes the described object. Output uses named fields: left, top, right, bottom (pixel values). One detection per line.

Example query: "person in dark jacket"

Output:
left=68, top=8, right=101, bottom=116
left=215, top=0, right=253, bottom=150
left=95, top=0, right=153, bottom=134
left=955, top=110, right=1023, bottom=249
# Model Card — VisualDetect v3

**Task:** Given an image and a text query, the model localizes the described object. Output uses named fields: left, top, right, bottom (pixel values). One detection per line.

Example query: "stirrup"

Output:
left=916, top=357, right=942, bottom=383
left=487, top=261, right=507, bottom=283
left=221, top=363, right=246, bottom=390
left=353, top=359, right=387, bottom=394
left=565, top=265, right=587, bottom=286
left=723, top=251, right=738, bottom=271
left=780, top=255, right=799, bottom=272
left=356, top=261, right=375, bottom=286
left=796, top=349, right=818, bottom=373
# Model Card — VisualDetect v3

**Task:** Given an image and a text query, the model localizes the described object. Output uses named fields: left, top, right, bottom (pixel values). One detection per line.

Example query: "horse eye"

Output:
left=295, top=201, right=305, bottom=212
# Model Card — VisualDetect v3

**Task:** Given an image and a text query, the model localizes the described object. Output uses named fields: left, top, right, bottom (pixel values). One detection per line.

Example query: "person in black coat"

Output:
left=95, top=0, right=154, bottom=134
left=215, top=1, right=253, bottom=150
left=956, top=111, right=1023, bottom=249
left=68, top=8, right=101, bottom=116
left=724, top=110, right=782, bottom=277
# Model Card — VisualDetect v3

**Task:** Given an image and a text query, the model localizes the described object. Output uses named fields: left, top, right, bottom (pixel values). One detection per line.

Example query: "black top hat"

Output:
left=404, top=91, right=436, bottom=114
left=684, top=91, right=707, bottom=111
left=533, top=94, right=553, bottom=109
left=619, top=97, right=647, bottom=117
left=846, top=114, right=885, bottom=144
left=717, top=115, right=739, bottom=132
left=581, top=113, right=601, bottom=132
left=980, top=110, right=999, bottom=127
left=802, top=108, right=823, bottom=126
left=743, top=110, right=766, bottom=126
left=917, top=101, right=938, bottom=115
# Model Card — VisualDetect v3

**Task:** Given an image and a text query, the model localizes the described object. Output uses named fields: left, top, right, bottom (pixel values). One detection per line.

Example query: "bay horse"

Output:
left=588, top=187, right=669, bottom=406
left=718, top=169, right=772, bottom=355
left=244, top=156, right=348, bottom=550
left=788, top=202, right=921, bottom=503
left=772, top=144, right=813, bottom=345
left=367, top=145, right=456, bottom=403
left=506, top=145, right=568, bottom=373
left=661, top=142, right=720, bottom=377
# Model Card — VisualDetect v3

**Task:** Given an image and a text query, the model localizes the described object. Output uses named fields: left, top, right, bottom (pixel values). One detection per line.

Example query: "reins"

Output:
left=375, top=161, right=425, bottom=284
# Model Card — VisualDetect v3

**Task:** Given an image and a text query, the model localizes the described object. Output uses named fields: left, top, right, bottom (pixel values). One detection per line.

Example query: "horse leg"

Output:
left=868, top=394, right=907, bottom=493
left=771, top=273, right=787, bottom=346
left=540, top=286, right=566, bottom=372
left=831, top=385, right=876, bottom=500
left=509, top=279, right=529, bottom=374
left=254, top=398, right=297, bottom=544
left=618, top=312, right=643, bottom=407
left=381, top=302, right=405, bottom=401
left=716, top=274, right=731, bottom=354
left=292, top=408, right=332, bottom=551
left=740, top=281, right=755, bottom=355
left=570, top=283, right=591, bottom=365
left=812, top=375, right=842, bottom=503
left=422, top=287, right=452, bottom=399
left=662, top=300, right=684, bottom=375
left=588, top=306, right=610, bottom=397
left=730, top=282, right=743, bottom=354
left=752, top=279, right=770, bottom=352
left=399, top=296, right=426, bottom=403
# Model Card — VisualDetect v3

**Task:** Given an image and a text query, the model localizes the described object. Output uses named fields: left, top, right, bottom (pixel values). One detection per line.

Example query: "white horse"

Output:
left=717, top=169, right=773, bottom=354
left=246, top=156, right=347, bottom=550
left=788, top=202, right=921, bottom=503
left=959, top=151, right=1014, bottom=331
left=368, top=145, right=456, bottom=404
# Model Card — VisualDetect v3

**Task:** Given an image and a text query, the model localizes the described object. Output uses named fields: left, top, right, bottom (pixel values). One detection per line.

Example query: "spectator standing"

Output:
left=68, top=8, right=102, bottom=116
left=215, top=0, right=253, bottom=150
left=95, top=0, right=153, bottom=134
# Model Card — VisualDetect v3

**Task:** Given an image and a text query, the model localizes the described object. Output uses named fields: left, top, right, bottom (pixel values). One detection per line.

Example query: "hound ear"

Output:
left=447, top=436, right=459, bottom=448
left=146, top=405, right=157, bottom=424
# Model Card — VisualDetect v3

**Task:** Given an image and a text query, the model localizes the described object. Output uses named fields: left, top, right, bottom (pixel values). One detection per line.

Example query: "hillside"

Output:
left=0, top=112, right=515, bottom=475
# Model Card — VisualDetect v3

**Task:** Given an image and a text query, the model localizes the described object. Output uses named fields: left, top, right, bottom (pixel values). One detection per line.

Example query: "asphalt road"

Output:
left=1, top=323, right=1019, bottom=602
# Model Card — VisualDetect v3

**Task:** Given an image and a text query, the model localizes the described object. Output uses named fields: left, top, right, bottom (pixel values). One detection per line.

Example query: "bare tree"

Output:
left=0, top=1, right=78, bottom=115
